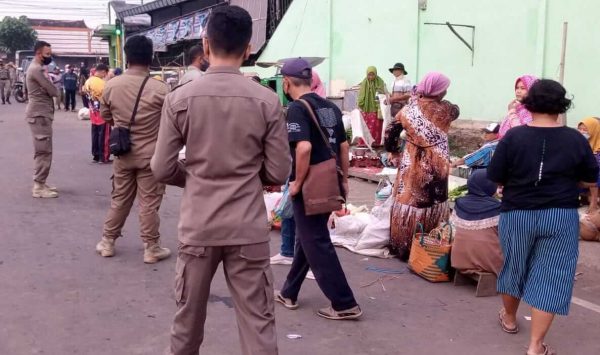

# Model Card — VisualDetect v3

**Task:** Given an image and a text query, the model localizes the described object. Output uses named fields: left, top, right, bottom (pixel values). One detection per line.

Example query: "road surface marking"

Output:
left=572, top=297, right=600, bottom=314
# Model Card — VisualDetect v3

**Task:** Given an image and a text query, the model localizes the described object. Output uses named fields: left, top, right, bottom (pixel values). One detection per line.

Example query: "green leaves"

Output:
left=0, top=16, right=37, bottom=58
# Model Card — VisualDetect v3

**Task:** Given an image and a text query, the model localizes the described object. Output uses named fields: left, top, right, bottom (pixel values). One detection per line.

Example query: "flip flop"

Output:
left=498, top=308, right=519, bottom=334
left=526, top=343, right=557, bottom=355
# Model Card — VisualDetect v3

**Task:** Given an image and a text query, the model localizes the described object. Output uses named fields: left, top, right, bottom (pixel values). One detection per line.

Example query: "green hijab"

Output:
left=358, top=66, right=386, bottom=115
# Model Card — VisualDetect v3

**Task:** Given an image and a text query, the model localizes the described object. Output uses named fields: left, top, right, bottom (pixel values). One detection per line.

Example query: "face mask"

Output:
left=42, top=56, right=52, bottom=65
left=582, top=132, right=591, bottom=140
left=199, top=59, right=210, bottom=72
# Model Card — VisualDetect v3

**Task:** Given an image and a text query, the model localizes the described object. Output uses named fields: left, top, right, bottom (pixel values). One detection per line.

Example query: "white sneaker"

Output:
left=270, top=253, right=293, bottom=265
left=306, top=270, right=315, bottom=280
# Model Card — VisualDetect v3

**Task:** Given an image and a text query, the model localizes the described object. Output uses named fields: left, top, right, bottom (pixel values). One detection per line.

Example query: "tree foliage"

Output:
left=0, top=16, right=37, bottom=58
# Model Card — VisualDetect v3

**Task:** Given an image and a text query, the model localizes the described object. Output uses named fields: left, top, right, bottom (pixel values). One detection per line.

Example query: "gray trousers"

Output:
left=0, top=79, right=10, bottom=101
left=27, top=116, right=53, bottom=183
left=170, top=242, right=278, bottom=355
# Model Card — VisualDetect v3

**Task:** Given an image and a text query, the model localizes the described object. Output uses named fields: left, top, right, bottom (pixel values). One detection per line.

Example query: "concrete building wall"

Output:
left=255, top=0, right=600, bottom=125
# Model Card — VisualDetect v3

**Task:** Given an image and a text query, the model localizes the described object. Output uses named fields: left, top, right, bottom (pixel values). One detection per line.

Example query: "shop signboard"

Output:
left=191, top=10, right=210, bottom=39
left=177, top=15, right=194, bottom=41
left=154, top=25, right=167, bottom=52
left=165, top=20, right=180, bottom=45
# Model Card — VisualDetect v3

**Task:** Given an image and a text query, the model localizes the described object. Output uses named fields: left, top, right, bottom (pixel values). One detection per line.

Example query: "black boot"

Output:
left=6, top=96, right=11, bottom=104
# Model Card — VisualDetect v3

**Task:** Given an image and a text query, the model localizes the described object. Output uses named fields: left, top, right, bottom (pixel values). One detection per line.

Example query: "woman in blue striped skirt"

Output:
left=487, top=79, right=599, bottom=355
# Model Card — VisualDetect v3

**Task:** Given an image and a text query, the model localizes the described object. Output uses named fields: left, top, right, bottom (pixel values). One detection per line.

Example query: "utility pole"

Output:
left=558, top=22, right=568, bottom=125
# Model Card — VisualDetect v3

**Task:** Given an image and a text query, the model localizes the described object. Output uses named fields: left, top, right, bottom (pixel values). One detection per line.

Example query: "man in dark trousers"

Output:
left=275, top=58, right=362, bottom=320
left=151, top=6, right=290, bottom=355
left=63, top=64, right=78, bottom=112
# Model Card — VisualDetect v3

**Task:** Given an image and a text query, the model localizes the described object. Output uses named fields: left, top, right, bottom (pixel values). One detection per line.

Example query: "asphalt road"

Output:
left=1, top=103, right=599, bottom=355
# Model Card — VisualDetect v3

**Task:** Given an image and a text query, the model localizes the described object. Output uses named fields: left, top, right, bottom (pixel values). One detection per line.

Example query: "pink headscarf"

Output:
left=311, top=70, right=326, bottom=98
left=498, top=74, right=539, bottom=138
left=416, top=72, right=451, bottom=97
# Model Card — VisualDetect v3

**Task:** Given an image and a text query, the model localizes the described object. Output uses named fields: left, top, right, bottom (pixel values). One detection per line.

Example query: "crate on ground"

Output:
left=454, top=271, right=498, bottom=297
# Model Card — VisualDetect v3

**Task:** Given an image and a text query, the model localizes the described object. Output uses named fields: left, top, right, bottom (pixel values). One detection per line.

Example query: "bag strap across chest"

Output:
left=297, top=99, right=337, bottom=159
left=128, top=76, right=150, bottom=130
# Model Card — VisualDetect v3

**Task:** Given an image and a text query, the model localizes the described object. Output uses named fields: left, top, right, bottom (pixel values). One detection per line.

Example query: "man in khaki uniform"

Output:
left=151, top=6, right=290, bottom=355
left=25, top=41, right=59, bottom=198
left=0, top=59, right=12, bottom=105
left=95, top=35, right=171, bottom=264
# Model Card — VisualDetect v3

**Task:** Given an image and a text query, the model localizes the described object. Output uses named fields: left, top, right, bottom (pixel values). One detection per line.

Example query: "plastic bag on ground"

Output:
left=332, top=212, right=372, bottom=238
left=355, top=195, right=393, bottom=250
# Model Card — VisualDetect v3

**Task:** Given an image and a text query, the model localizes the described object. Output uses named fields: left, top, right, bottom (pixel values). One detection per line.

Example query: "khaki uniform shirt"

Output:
left=100, top=68, right=169, bottom=160
left=26, top=61, right=58, bottom=119
left=0, top=66, right=9, bottom=80
left=151, top=66, right=291, bottom=247
left=178, top=65, right=203, bottom=85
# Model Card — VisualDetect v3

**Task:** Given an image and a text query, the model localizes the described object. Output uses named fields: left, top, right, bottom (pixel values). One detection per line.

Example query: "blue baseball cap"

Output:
left=281, top=58, right=312, bottom=79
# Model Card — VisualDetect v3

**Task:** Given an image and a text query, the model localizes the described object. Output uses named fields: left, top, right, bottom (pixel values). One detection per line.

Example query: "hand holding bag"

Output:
left=297, top=99, right=346, bottom=216
left=108, top=76, right=150, bottom=156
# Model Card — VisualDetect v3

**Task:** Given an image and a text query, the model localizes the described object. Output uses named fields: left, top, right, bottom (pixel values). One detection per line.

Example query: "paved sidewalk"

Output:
left=1, top=103, right=599, bottom=355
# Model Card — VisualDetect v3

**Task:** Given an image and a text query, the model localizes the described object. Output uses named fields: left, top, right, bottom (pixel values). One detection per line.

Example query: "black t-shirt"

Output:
left=487, top=125, right=599, bottom=211
left=287, top=93, right=347, bottom=181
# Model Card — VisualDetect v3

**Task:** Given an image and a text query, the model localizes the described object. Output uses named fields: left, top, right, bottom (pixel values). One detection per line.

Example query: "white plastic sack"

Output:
left=355, top=195, right=393, bottom=250
left=342, top=113, right=351, bottom=131
left=332, top=212, right=372, bottom=238
left=349, top=109, right=374, bottom=150
left=378, top=94, right=392, bottom=146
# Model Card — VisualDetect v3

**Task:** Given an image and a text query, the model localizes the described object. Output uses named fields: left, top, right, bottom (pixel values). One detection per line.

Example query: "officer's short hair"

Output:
left=206, top=6, right=252, bottom=57
left=34, top=41, right=51, bottom=53
left=124, top=35, right=154, bottom=67
left=187, top=45, right=204, bottom=64
left=95, top=63, right=109, bottom=73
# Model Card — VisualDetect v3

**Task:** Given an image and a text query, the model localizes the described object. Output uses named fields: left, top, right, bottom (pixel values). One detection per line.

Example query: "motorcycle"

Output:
left=12, top=80, right=26, bottom=103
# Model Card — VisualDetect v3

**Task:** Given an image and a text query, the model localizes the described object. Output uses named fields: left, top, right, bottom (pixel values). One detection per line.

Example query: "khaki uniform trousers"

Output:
left=103, top=156, right=164, bottom=243
left=27, top=116, right=53, bottom=183
left=170, top=242, right=278, bottom=355
left=0, top=79, right=10, bottom=101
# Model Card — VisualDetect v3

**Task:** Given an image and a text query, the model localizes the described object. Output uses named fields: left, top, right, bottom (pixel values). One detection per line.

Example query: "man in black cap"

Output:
left=388, top=62, right=412, bottom=117
left=451, top=122, right=501, bottom=169
left=275, top=57, right=362, bottom=320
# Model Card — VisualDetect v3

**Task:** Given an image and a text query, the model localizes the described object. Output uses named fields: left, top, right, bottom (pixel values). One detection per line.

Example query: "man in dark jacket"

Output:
left=63, top=65, right=78, bottom=112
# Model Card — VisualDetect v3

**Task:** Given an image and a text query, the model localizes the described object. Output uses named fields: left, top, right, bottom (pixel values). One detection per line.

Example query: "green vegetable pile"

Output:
left=449, top=185, right=468, bottom=202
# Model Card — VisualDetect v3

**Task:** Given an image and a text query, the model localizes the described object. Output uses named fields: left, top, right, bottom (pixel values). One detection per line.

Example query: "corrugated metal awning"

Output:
left=117, top=0, right=191, bottom=18
left=230, top=0, right=268, bottom=54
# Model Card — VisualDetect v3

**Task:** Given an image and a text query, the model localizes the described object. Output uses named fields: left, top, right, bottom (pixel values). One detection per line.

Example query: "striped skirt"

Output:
left=497, top=208, right=579, bottom=315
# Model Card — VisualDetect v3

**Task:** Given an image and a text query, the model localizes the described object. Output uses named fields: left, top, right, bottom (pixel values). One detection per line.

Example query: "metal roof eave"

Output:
left=117, top=0, right=190, bottom=19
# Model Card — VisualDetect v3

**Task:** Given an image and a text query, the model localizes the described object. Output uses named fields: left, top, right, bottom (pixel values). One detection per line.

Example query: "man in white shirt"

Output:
left=178, top=44, right=209, bottom=85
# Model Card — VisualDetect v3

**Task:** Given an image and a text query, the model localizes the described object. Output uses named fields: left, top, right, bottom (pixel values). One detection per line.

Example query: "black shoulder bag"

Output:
left=108, top=76, right=150, bottom=156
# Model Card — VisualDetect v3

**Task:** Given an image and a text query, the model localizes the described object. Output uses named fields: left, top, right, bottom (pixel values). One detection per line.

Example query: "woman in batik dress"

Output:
left=390, top=72, right=459, bottom=260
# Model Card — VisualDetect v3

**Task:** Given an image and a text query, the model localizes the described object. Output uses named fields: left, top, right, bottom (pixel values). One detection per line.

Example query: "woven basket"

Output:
left=408, top=223, right=454, bottom=282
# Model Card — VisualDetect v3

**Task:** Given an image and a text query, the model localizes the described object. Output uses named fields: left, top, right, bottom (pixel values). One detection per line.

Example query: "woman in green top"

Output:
left=358, top=66, right=388, bottom=146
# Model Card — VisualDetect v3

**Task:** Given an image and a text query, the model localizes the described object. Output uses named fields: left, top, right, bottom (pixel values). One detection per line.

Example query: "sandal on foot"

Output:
left=498, top=308, right=519, bottom=334
left=526, top=343, right=556, bottom=355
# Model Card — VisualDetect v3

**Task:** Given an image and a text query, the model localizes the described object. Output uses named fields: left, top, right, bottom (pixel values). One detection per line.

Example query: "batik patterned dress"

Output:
left=390, top=98, right=459, bottom=260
